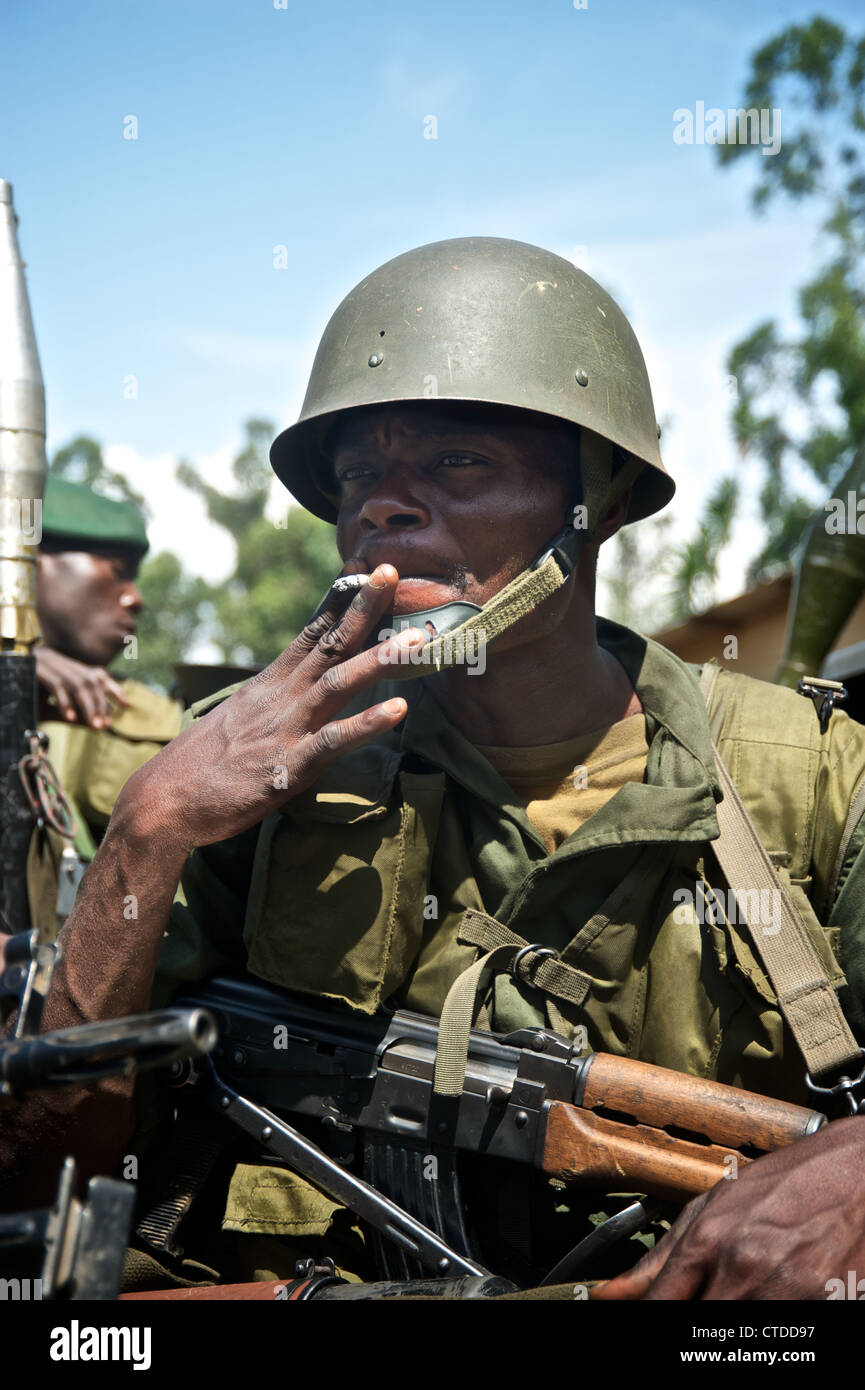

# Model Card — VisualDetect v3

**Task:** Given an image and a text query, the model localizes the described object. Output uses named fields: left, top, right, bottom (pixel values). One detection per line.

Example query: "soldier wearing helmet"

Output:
left=9, top=238, right=865, bottom=1300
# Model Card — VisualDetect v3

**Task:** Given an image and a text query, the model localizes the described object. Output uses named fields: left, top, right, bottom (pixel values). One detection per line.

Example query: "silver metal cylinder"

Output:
left=0, top=179, right=46, bottom=650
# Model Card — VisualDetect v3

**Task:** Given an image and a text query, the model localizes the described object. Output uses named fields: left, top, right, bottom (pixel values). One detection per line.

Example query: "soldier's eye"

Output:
left=336, top=464, right=372, bottom=483
left=439, top=454, right=480, bottom=468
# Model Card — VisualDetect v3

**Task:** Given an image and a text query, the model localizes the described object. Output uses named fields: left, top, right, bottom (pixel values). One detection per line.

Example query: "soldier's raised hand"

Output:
left=123, top=564, right=422, bottom=851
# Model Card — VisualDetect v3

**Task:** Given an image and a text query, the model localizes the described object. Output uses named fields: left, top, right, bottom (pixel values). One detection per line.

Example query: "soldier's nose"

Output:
left=122, top=584, right=144, bottom=614
left=358, top=495, right=428, bottom=532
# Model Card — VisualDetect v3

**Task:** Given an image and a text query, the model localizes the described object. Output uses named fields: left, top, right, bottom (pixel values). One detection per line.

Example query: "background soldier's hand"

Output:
left=592, top=1115, right=865, bottom=1300
left=124, top=563, right=422, bottom=851
left=35, top=645, right=132, bottom=728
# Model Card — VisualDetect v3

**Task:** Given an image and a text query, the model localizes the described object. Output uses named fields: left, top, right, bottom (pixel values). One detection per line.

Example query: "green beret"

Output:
left=41, top=476, right=149, bottom=558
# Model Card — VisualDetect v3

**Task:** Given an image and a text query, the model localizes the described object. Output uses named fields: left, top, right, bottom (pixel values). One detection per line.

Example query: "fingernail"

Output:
left=369, top=564, right=397, bottom=589
left=384, top=698, right=405, bottom=714
left=394, top=628, right=426, bottom=647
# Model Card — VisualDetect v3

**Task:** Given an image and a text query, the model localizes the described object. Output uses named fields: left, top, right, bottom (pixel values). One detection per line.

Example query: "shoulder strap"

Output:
left=700, top=663, right=861, bottom=1081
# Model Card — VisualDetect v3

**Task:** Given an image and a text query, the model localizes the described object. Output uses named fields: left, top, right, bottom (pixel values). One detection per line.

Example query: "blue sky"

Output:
left=3, top=0, right=862, bottom=626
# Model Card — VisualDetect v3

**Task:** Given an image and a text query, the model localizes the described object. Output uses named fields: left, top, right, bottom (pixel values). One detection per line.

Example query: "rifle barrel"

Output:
left=0, top=1007, right=217, bottom=1092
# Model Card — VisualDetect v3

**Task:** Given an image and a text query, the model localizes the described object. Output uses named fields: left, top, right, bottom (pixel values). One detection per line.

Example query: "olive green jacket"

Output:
left=44, top=678, right=182, bottom=857
left=156, top=619, right=865, bottom=1104
left=28, top=680, right=182, bottom=938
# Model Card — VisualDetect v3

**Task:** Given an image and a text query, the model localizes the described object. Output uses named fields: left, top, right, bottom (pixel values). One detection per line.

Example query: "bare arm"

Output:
left=1, top=565, right=422, bottom=1201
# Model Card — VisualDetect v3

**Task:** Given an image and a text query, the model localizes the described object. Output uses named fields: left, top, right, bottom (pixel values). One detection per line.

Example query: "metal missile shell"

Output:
left=0, top=179, right=46, bottom=650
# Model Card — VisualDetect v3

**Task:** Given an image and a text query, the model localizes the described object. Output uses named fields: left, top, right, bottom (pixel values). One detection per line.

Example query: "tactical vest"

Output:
left=236, top=663, right=861, bottom=1111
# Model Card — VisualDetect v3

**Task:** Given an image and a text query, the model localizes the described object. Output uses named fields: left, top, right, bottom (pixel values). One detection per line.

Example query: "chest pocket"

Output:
left=243, top=746, right=445, bottom=1013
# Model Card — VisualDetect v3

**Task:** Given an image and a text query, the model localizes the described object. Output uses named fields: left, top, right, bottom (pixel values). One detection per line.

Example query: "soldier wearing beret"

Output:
left=29, top=476, right=181, bottom=931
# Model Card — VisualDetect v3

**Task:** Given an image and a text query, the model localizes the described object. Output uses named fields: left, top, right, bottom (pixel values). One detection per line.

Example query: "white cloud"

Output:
left=104, top=441, right=237, bottom=582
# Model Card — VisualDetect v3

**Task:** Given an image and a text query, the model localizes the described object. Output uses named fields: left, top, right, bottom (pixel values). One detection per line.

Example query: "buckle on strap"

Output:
left=805, top=1048, right=865, bottom=1116
left=797, top=676, right=848, bottom=734
left=511, top=944, right=559, bottom=985
left=531, top=528, right=583, bottom=578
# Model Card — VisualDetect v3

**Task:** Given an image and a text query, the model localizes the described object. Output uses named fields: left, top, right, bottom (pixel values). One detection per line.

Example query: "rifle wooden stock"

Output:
left=543, top=1052, right=825, bottom=1201
left=543, top=1101, right=747, bottom=1200
left=121, top=1281, right=287, bottom=1302
left=578, top=1052, right=823, bottom=1151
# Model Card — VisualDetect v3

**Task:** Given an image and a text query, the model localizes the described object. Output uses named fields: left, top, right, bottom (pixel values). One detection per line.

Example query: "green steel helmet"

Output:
left=270, top=235, right=674, bottom=525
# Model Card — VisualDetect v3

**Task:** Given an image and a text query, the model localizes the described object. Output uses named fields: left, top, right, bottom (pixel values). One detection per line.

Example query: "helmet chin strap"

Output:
left=377, top=524, right=582, bottom=682
left=377, top=445, right=644, bottom=684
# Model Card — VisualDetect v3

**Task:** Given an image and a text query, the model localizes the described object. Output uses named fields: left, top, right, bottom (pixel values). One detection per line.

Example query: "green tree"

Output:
left=121, top=551, right=213, bottom=690
left=600, top=511, right=677, bottom=632
left=215, top=510, right=341, bottom=664
left=176, top=418, right=273, bottom=542
left=50, top=435, right=148, bottom=512
left=674, top=16, right=865, bottom=602
left=669, top=477, right=740, bottom=617
left=176, top=418, right=340, bottom=664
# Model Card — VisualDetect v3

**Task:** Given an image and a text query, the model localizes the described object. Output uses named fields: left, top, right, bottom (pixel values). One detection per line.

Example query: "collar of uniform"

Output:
left=594, top=616, right=720, bottom=785
left=395, top=618, right=722, bottom=856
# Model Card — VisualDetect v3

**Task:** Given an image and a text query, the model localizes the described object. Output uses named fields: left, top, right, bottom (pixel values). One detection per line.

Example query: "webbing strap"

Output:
left=458, top=911, right=592, bottom=1008
left=432, top=911, right=592, bottom=1098
left=433, top=943, right=517, bottom=1097
left=700, top=664, right=861, bottom=1079
left=385, top=551, right=564, bottom=681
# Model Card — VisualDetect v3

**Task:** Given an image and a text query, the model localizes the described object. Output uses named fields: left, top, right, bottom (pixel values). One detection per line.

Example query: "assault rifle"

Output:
left=152, top=974, right=826, bottom=1286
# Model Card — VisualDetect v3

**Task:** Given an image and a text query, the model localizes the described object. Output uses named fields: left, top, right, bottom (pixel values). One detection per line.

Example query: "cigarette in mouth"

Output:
left=330, top=573, right=369, bottom=596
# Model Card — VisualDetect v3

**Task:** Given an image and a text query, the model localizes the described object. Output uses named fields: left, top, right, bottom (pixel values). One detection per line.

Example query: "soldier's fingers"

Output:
left=71, top=679, right=102, bottom=729
left=296, top=697, right=408, bottom=776
left=271, top=565, right=376, bottom=672
left=641, top=1244, right=711, bottom=1301
left=50, top=680, right=78, bottom=722
left=302, top=565, right=401, bottom=678
left=308, top=626, right=427, bottom=718
left=83, top=674, right=114, bottom=728
left=102, top=674, right=131, bottom=707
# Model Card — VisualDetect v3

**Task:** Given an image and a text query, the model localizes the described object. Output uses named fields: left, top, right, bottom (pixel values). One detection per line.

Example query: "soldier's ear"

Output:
left=596, top=487, right=633, bottom=545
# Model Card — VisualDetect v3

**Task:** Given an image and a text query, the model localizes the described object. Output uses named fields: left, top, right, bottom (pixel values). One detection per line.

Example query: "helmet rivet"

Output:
left=368, top=352, right=384, bottom=367
left=574, top=369, right=589, bottom=387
